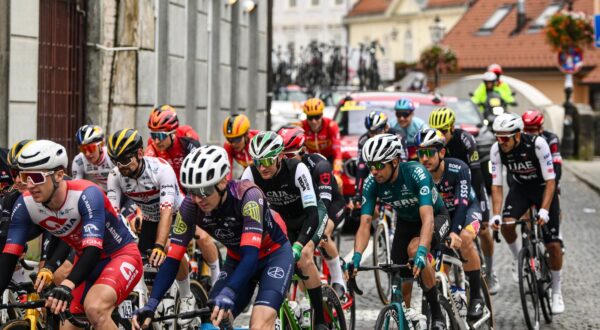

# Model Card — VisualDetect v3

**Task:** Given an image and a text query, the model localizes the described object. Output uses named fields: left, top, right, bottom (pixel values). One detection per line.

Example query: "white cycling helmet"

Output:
left=181, top=145, right=230, bottom=189
left=76, top=125, right=104, bottom=145
left=249, top=131, right=284, bottom=159
left=414, top=128, right=446, bottom=149
left=483, top=71, right=497, bottom=82
left=493, top=113, right=523, bottom=134
left=17, top=140, right=68, bottom=171
left=362, top=133, right=403, bottom=163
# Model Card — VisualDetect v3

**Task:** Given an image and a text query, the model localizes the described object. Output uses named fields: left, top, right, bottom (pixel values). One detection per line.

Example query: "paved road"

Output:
left=235, top=169, right=600, bottom=329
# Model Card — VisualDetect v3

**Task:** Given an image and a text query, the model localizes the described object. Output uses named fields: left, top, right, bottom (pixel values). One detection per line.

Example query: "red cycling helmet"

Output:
left=148, top=105, right=179, bottom=132
left=522, top=109, right=544, bottom=128
left=277, top=125, right=305, bottom=152
left=488, top=63, right=503, bottom=75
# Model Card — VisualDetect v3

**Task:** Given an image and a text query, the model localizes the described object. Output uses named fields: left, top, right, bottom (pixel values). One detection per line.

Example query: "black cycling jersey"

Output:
left=445, top=128, right=486, bottom=198
left=241, top=158, right=319, bottom=245
left=539, top=130, right=562, bottom=182
left=435, top=158, right=480, bottom=234
left=0, top=148, right=12, bottom=192
left=301, top=153, right=346, bottom=221
left=491, top=133, right=556, bottom=186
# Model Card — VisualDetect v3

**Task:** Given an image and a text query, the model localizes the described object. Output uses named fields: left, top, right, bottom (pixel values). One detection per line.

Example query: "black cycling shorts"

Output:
left=502, top=184, right=561, bottom=244
left=287, top=202, right=327, bottom=245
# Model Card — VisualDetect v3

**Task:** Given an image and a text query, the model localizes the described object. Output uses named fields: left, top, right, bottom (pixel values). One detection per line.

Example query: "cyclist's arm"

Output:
left=451, top=166, right=473, bottom=234
left=65, top=186, right=106, bottom=287
left=155, top=163, right=180, bottom=248
left=489, top=143, right=503, bottom=215
left=535, top=138, right=556, bottom=211
left=355, top=176, right=376, bottom=254
left=314, top=161, right=334, bottom=209
left=355, top=135, right=369, bottom=196
left=0, top=196, right=34, bottom=293
left=412, top=167, right=436, bottom=250
left=106, top=169, right=123, bottom=214
left=547, top=133, right=562, bottom=181
left=462, top=131, right=486, bottom=200
left=71, top=154, right=85, bottom=179
left=329, top=121, right=343, bottom=173
left=44, top=239, right=72, bottom=272
left=295, top=163, right=319, bottom=246
left=471, top=84, right=486, bottom=106
left=150, top=200, right=196, bottom=302
left=496, top=83, right=515, bottom=104
left=223, top=142, right=234, bottom=181
left=417, top=205, right=434, bottom=250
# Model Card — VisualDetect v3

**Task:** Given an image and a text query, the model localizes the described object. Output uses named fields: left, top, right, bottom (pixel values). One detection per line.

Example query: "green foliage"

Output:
left=418, top=45, right=459, bottom=75
left=545, top=10, right=594, bottom=52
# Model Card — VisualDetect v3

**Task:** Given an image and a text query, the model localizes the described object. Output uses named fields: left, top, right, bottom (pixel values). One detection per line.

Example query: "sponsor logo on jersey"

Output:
left=412, top=166, right=426, bottom=182
left=173, top=213, right=188, bottom=235
left=242, top=201, right=261, bottom=222
left=120, top=262, right=136, bottom=281
left=420, top=186, right=430, bottom=196
left=83, top=224, right=99, bottom=234
left=448, top=163, right=461, bottom=172
left=319, top=173, right=331, bottom=185
left=470, top=151, right=479, bottom=162
left=267, top=266, right=285, bottom=279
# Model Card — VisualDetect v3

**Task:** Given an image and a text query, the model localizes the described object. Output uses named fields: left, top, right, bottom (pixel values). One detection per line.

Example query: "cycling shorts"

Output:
left=502, top=184, right=561, bottom=244
left=70, top=243, right=143, bottom=314
left=287, top=201, right=327, bottom=245
left=210, top=241, right=293, bottom=315
left=391, top=208, right=450, bottom=277
left=464, top=204, right=482, bottom=235
left=327, top=200, right=349, bottom=229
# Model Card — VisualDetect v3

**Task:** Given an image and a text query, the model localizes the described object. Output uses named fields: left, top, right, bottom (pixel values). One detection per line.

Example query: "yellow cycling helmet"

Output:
left=223, top=114, right=251, bottom=139
left=303, top=98, right=324, bottom=116
left=428, top=107, right=456, bottom=130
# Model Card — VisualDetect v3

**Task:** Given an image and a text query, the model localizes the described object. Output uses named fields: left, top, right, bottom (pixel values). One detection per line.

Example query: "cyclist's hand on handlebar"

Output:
left=447, top=232, right=462, bottom=250
left=211, top=288, right=235, bottom=327
left=132, top=298, right=159, bottom=329
left=412, top=245, right=428, bottom=278
left=491, top=214, right=502, bottom=231
left=46, top=283, right=73, bottom=315
left=149, top=244, right=167, bottom=267
left=127, top=210, right=144, bottom=233
left=35, top=267, right=54, bottom=292
left=537, top=208, right=550, bottom=225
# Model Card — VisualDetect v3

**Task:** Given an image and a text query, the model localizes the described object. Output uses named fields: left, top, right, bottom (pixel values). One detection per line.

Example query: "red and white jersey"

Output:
left=71, top=147, right=114, bottom=191
left=106, top=156, right=183, bottom=222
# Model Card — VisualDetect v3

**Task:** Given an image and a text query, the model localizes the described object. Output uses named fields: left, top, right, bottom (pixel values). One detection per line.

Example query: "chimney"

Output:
left=511, top=0, right=528, bottom=35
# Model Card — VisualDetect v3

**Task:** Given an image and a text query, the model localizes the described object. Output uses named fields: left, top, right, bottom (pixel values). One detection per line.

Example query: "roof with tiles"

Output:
left=346, top=0, right=392, bottom=17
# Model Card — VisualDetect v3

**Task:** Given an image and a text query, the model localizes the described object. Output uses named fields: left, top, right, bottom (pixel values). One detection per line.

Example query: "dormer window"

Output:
left=478, top=4, right=513, bottom=35
left=528, top=3, right=562, bottom=32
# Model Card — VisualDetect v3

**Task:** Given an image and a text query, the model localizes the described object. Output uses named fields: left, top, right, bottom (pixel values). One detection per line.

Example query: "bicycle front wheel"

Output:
left=536, top=245, right=553, bottom=324
left=322, top=285, right=347, bottom=330
left=373, top=222, right=392, bottom=305
left=190, top=279, right=210, bottom=323
left=374, top=305, right=401, bottom=330
left=1, top=320, right=30, bottom=330
left=518, top=248, right=540, bottom=330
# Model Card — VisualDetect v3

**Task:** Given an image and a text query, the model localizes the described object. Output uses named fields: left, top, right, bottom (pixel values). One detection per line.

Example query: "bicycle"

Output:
left=277, top=267, right=347, bottom=330
left=372, top=202, right=396, bottom=305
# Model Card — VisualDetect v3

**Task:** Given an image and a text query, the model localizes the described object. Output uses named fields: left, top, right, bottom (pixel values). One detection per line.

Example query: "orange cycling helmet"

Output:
left=148, top=105, right=179, bottom=132
left=223, top=114, right=251, bottom=139
left=303, top=98, right=324, bottom=116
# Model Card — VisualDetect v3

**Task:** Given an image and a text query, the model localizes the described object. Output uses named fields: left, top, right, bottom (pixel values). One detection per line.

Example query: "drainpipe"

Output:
left=511, top=0, right=527, bottom=35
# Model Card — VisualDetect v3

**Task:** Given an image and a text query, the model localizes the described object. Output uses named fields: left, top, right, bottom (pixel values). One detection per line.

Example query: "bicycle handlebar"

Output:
left=349, top=263, right=412, bottom=296
left=0, top=298, right=88, bottom=328
left=152, top=307, right=211, bottom=322
left=19, top=259, right=34, bottom=271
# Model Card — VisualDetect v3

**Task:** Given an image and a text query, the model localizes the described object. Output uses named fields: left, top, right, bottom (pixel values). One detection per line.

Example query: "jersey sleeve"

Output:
left=490, top=143, right=503, bottom=186
left=224, top=142, right=234, bottom=180
left=166, top=197, right=197, bottom=261
left=157, top=160, right=180, bottom=211
left=145, top=141, right=157, bottom=157
left=360, top=175, right=377, bottom=216
left=546, top=134, right=562, bottom=181
left=78, top=186, right=107, bottom=249
left=295, top=163, right=318, bottom=208
left=239, top=188, right=266, bottom=249
left=471, top=84, right=486, bottom=106
left=451, top=166, right=473, bottom=234
left=106, top=169, right=123, bottom=214
left=313, top=161, right=334, bottom=206
left=329, top=121, right=343, bottom=171
left=355, top=135, right=370, bottom=196
left=410, top=165, right=435, bottom=207
left=71, top=154, right=85, bottom=179
left=534, top=137, right=556, bottom=181
left=2, top=196, right=34, bottom=255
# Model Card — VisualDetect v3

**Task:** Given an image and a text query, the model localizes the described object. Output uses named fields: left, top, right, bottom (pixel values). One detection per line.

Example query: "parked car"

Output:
left=271, top=85, right=309, bottom=130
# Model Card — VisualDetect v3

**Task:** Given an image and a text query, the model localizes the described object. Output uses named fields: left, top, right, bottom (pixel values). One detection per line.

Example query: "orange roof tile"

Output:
left=441, top=0, right=600, bottom=82
left=347, top=0, right=392, bottom=17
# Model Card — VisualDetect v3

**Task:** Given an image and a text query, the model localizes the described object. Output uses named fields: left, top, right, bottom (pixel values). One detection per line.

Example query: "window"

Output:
left=478, top=5, right=513, bottom=34
left=529, top=3, right=562, bottom=31
left=289, top=0, right=296, bottom=7
left=403, top=30, right=413, bottom=63
left=311, top=0, right=319, bottom=6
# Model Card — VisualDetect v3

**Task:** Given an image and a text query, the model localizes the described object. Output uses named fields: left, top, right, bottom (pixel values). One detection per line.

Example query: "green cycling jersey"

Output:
left=361, top=161, right=445, bottom=222
left=471, top=81, right=514, bottom=111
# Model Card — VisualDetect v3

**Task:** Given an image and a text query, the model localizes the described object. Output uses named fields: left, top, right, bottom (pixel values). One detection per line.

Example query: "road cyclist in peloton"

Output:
left=350, top=133, right=451, bottom=330
left=489, top=113, right=564, bottom=314
left=223, top=113, right=260, bottom=178
left=392, top=98, right=428, bottom=160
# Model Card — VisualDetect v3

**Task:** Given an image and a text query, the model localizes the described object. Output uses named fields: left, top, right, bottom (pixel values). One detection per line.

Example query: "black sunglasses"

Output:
left=395, top=111, right=412, bottom=118
left=307, top=115, right=322, bottom=121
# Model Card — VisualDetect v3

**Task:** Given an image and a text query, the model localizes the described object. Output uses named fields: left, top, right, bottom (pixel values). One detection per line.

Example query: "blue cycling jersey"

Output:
left=392, top=116, right=428, bottom=147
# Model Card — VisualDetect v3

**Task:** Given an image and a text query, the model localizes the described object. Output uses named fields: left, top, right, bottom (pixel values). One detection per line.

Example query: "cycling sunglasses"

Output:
left=79, top=142, right=101, bottom=154
left=253, top=157, right=278, bottom=167
left=307, top=115, right=322, bottom=121
left=114, top=154, right=136, bottom=167
left=495, top=133, right=515, bottom=144
left=187, top=185, right=216, bottom=198
left=20, top=171, right=55, bottom=185
left=227, top=136, right=243, bottom=144
left=523, top=127, right=540, bottom=134
left=367, top=160, right=391, bottom=171
left=150, top=131, right=174, bottom=141
left=395, top=111, right=412, bottom=118
left=283, top=149, right=303, bottom=159
left=417, top=148, right=438, bottom=159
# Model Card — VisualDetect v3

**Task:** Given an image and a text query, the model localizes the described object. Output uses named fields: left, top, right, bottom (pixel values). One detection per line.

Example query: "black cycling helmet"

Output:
left=8, top=140, right=35, bottom=170
left=107, top=129, right=143, bottom=161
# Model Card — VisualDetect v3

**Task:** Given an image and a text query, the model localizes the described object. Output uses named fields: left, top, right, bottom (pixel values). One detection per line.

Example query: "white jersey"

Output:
left=107, top=156, right=183, bottom=222
left=71, top=147, right=114, bottom=191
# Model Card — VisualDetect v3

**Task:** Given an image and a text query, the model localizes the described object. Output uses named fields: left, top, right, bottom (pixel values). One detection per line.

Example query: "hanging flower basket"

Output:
left=418, top=45, right=459, bottom=75
left=544, top=10, right=594, bottom=52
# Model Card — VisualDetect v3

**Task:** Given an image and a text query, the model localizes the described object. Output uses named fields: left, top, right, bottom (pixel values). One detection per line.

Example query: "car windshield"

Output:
left=336, top=98, right=481, bottom=136
left=274, top=90, right=308, bottom=102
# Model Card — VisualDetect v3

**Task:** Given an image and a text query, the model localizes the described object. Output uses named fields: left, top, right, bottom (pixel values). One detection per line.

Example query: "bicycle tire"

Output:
left=190, top=279, right=210, bottom=323
left=438, top=295, right=460, bottom=330
left=467, top=273, right=495, bottom=330
left=374, top=305, right=401, bottom=330
left=341, top=291, right=356, bottom=330
left=1, top=320, right=30, bottom=330
left=537, top=245, right=553, bottom=324
left=279, top=301, right=298, bottom=330
left=322, top=285, right=347, bottom=330
left=518, top=248, right=540, bottom=330
left=373, top=221, right=392, bottom=305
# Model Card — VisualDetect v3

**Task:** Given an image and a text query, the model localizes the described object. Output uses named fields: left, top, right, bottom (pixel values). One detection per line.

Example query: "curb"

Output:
left=564, top=164, right=600, bottom=195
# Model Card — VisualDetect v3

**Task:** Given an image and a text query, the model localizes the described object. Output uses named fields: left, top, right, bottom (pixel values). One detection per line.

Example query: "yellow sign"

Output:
left=340, top=100, right=367, bottom=112
left=243, top=201, right=261, bottom=222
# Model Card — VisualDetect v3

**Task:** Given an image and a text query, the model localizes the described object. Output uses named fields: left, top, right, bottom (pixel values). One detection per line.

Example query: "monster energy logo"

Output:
left=243, top=201, right=261, bottom=222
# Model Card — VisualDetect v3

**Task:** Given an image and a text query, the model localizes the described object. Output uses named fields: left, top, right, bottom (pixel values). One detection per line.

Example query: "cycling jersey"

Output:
left=71, top=147, right=114, bottom=191
left=4, top=180, right=136, bottom=258
left=471, top=82, right=515, bottom=110
left=490, top=134, right=555, bottom=186
left=392, top=117, right=427, bottom=159
left=361, top=162, right=445, bottom=223
left=301, top=153, right=346, bottom=225
left=224, top=129, right=260, bottom=172
left=301, top=117, right=343, bottom=172
left=539, top=130, right=562, bottom=182
left=434, top=158, right=481, bottom=234
left=145, top=127, right=200, bottom=184
left=0, top=148, right=11, bottom=192
left=107, top=156, right=183, bottom=223
left=241, top=158, right=319, bottom=245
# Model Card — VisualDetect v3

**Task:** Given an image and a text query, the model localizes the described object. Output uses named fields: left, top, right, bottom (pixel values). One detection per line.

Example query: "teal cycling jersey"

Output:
left=361, top=162, right=445, bottom=223
left=392, top=116, right=427, bottom=147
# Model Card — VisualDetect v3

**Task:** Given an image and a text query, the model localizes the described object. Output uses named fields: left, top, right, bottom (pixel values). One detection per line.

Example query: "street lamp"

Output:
left=243, top=0, right=257, bottom=13
left=429, top=16, right=446, bottom=89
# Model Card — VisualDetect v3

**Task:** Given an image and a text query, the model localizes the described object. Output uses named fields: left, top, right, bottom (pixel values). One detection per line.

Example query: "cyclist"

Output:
left=0, top=147, right=11, bottom=194
left=351, top=134, right=450, bottom=330
left=241, top=131, right=330, bottom=329
left=132, top=146, right=292, bottom=329
left=278, top=125, right=348, bottom=297
left=71, top=125, right=114, bottom=191
left=300, top=98, right=344, bottom=187
left=392, top=98, right=427, bottom=160
left=428, top=107, right=498, bottom=293
left=489, top=113, right=564, bottom=314
left=415, top=128, right=485, bottom=320
left=471, top=71, right=515, bottom=112
left=106, top=129, right=198, bottom=324
left=0, top=140, right=142, bottom=329
left=522, top=109, right=562, bottom=182
left=146, top=106, right=221, bottom=286
left=223, top=113, right=260, bottom=178
left=487, top=63, right=514, bottom=104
